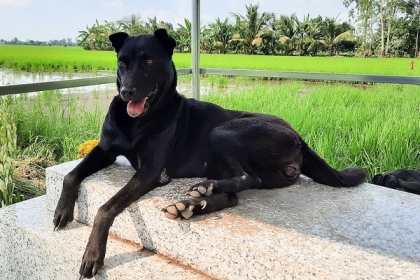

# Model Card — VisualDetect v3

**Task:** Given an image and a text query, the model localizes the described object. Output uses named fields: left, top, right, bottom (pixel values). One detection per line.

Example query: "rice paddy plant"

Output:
left=177, top=74, right=191, bottom=83
left=11, top=90, right=106, bottom=163
left=209, top=75, right=218, bottom=86
left=1, top=46, right=420, bottom=77
left=0, top=96, right=24, bottom=206
left=215, top=76, right=229, bottom=88
left=0, top=46, right=116, bottom=73
left=203, top=82, right=420, bottom=179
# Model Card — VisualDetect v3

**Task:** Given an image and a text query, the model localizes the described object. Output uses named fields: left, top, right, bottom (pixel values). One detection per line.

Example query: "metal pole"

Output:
left=191, top=0, right=200, bottom=100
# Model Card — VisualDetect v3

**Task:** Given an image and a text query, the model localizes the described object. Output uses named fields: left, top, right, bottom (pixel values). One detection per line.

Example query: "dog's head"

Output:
left=109, top=29, right=177, bottom=118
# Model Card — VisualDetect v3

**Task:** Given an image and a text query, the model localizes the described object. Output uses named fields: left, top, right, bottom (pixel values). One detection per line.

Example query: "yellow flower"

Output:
left=77, top=139, right=99, bottom=158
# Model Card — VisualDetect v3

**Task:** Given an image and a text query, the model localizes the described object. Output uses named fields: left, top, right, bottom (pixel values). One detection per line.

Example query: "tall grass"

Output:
left=203, top=82, right=420, bottom=179
left=11, top=90, right=107, bottom=162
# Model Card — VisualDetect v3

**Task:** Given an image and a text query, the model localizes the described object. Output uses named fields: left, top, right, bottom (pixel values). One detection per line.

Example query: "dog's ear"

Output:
left=154, top=28, right=176, bottom=55
left=109, top=32, right=129, bottom=53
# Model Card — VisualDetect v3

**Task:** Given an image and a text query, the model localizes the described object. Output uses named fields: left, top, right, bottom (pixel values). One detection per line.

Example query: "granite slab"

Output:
left=45, top=156, right=420, bottom=279
left=0, top=196, right=213, bottom=280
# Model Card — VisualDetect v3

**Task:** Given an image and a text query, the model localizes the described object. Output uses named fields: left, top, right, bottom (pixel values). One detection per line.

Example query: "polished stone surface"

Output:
left=44, top=156, right=420, bottom=279
left=0, top=196, right=213, bottom=279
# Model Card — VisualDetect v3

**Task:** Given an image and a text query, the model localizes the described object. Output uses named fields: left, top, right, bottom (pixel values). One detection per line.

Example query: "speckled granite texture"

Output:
left=0, top=196, right=213, bottom=279
left=42, top=156, right=420, bottom=279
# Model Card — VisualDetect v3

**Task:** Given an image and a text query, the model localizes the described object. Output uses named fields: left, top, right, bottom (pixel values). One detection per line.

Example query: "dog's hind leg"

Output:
left=186, top=122, right=265, bottom=197
left=163, top=192, right=238, bottom=220
left=187, top=171, right=261, bottom=198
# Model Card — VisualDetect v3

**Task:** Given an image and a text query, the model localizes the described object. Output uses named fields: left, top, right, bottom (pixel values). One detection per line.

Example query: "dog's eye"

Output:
left=146, top=59, right=154, bottom=65
left=118, top=61, right=126, bottom=68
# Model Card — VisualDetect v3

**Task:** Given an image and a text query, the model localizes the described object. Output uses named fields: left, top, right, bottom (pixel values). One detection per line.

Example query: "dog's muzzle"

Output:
left=123, top=84, right=159, bottom=118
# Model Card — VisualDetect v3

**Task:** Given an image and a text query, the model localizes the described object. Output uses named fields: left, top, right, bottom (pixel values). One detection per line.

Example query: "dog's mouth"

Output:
left=126, top=84, right=158, bottom=118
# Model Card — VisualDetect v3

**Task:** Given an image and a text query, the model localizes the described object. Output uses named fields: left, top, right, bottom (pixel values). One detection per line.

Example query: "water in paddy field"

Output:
left=0, top=68, right=253, bottom=98
left=0, top=68, right=115, bottom=96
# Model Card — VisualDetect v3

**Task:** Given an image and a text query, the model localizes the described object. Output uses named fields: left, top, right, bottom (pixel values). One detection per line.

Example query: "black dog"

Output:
left=53, top=29, right=367, bottom=279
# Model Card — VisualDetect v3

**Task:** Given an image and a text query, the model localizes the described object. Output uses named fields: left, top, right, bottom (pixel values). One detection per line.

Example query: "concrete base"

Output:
left=0, top=196, right=213, bottom=279
left=1, top=156, right=419, bottom=279
left=43, top=156, right=420, bottom=279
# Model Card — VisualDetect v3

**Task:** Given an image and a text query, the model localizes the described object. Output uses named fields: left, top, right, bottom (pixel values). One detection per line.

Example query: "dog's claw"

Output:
left=92, top=265, right=99, bottom=277
left=200, top=200, right=207, bottom=209
left=79, top=275, right=84, bottom=280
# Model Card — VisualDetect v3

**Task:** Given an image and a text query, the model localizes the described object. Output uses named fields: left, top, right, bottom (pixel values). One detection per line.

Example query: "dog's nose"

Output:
left=121, top=87, right=137, bottom=98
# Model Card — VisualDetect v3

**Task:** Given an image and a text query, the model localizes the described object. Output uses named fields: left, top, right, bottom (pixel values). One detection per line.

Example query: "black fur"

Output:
left=53, top=29, right=367, bottom=279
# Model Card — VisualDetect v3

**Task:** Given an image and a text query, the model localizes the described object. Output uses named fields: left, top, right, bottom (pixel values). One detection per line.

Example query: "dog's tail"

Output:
left=300, top=139, right=367, bottom=187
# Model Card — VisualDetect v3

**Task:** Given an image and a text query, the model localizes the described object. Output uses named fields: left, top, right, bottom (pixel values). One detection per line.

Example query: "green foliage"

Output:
left=203, top=81, right=420, bottom=179
left=10, top=90, right=105, bottom=163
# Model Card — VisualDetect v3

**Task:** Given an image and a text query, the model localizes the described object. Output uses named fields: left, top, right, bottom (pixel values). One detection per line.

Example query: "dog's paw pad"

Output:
left=175, top=202, right=186, bottom=211
left=163, top=205, right=179, bottom=220
left=189, top=190, right=202, bottom=198
left=204, top=183, right=214, bottom=196
left=188, top=182, right=215, bottom=197
left=162, top=202, right=194, bottom=220
left=180, top=205, right=195, bottom=219
left=163, top=199, right=208, bottom=220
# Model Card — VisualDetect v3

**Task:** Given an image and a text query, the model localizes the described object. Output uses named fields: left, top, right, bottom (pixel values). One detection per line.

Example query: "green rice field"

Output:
left=1, top=45, right=420, bottom=76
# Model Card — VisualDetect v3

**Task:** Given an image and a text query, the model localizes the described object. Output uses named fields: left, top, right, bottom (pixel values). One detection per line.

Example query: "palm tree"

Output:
left=275, top=14, right=299, bottom=55
left=295, top=15, right=310, bottom=55
left=231, top=3, right=274, bottom=54
left=117, top=14, right=145, bottom=36
left=144, top=17, right=174, bottom=34
left=78, top=20, right=119, bottom=50
left=208, top=17, right=234, bottom=54
left=321, top=15, right=353, bottom=56
left=175, top=19, right=192, bottom=52
left=304, top=15, right=327, bottom=55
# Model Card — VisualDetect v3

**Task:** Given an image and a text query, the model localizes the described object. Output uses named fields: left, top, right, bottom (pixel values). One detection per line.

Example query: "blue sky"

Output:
left=0, top=0, right=350, bottom=42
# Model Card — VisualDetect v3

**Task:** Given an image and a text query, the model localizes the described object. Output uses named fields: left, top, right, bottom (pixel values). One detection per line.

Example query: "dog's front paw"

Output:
left=53, top=201, right=75, bottom=230
left=187, top=180, right=217, bottom=197
left=162, top=199, right=207, bottom=220
left=79, top=244, right=105, bottom=279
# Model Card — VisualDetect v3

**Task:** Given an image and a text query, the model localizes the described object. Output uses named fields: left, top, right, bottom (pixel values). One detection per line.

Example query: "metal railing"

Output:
left=0, top=68, right=191, bottom=96
left=201, top=69, right=420, bottom=85
left=1, top=68, right=419, bottom=98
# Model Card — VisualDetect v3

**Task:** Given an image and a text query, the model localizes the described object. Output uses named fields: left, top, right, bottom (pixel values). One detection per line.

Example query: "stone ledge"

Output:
left=45, top=157, right=420, bottom=279
left=0, top=196, right=213, bottom=279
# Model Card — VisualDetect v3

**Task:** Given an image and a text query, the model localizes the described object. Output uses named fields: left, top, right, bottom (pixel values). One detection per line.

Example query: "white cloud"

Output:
left=0, top=0, right=35, bottom=7
left=139, top=0, right=191, bottom=27
left=102, top=0, right=124, bottom=10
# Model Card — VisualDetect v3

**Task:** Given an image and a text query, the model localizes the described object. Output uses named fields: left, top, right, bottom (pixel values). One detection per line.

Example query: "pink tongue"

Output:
left=127, top=98, right=147, bottom=118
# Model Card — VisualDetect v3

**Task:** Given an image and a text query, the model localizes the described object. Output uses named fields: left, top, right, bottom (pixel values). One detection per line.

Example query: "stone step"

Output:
left=0, top=195, right=213, bottom=279
left=45, top=157, right=420, bottom=279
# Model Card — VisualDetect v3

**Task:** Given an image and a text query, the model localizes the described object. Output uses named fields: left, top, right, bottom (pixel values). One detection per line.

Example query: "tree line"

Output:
left=343, top=0, right=420, bottom=57
left=0, top=37, right=76, bottom=47
left=78, top=4, right=359, bottom=57
left=7, top=1, right=417, bottom=58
